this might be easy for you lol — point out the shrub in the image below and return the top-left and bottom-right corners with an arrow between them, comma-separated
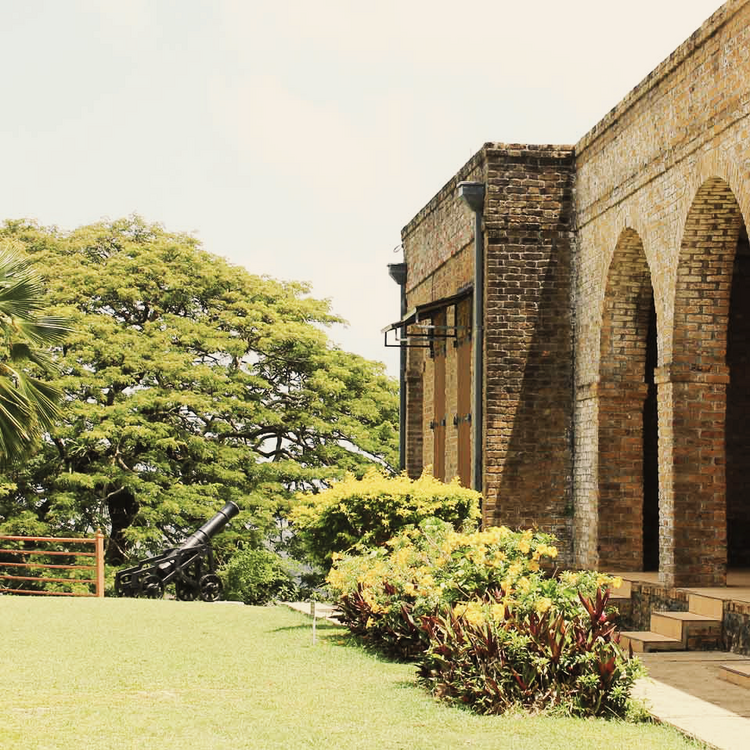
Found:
327,517 -> 582,659
221,548 -> 298,605
419,588 -> 643,718
327,518 -> 642,718
289,469 -> 480,568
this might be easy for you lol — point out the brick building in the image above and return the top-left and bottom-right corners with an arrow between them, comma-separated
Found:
385,0 -> 750,588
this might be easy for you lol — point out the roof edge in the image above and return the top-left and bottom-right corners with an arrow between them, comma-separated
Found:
575,0 -> 748,157
401,142 -> 575,241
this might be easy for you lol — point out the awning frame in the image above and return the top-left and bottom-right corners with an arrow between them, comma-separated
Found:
382,286 -> 473,349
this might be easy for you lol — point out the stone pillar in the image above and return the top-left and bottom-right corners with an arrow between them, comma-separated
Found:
656,363 -> 728,588
573,382 -> 598,570
597,380 -> 649,571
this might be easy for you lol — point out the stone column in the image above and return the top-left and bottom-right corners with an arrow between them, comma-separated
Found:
574,381 -> 599,570
597,380 -> 649,571
656,363 -> 728,588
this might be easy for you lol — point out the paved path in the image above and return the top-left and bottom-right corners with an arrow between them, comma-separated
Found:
633,652 -> 750,750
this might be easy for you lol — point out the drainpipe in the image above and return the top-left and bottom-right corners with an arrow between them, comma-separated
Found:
458,182 -> 485,493
388,261 -> 407,472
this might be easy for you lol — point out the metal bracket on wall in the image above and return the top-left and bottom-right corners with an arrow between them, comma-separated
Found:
381,287 -> 472,349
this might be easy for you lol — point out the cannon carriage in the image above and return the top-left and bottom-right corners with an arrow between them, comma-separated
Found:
114,501 -> 239,602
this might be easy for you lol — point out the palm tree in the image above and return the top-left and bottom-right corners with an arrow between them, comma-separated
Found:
0,248 -> 69,464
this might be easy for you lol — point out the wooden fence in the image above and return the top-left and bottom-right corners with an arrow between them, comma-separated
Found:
0,532 -> 105,597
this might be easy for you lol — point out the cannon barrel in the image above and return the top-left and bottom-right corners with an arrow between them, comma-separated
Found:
180,501 -> 240,552
115,500 -> 240,601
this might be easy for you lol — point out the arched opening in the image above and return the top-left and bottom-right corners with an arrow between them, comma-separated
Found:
668,177 -> 745,586
727,224 -> 750,567
598,229 -> 658,571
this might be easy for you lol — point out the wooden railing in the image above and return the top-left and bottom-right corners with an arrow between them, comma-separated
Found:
0,532 -> 105,597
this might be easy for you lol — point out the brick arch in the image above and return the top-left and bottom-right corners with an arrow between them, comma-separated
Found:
663,150 -> 750,365
672,178 -> 743,366
660,177 -> 744,587
597,228 -> 656,570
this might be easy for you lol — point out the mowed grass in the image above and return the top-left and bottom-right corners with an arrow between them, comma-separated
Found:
0,597 -> 704,750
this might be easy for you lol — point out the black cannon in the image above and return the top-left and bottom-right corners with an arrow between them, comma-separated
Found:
114,501 -> 239,602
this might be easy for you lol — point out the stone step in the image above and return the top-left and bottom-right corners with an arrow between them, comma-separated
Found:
719,663 -> 750,689
619,630 -> 683,653
688,593 -> 724,620
605,577 -> 632,598
650,611 -> 722,644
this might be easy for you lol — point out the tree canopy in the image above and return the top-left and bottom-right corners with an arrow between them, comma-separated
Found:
0,217 -> 398,563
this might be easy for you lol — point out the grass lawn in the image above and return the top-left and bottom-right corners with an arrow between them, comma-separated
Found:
0,597 -> 705,750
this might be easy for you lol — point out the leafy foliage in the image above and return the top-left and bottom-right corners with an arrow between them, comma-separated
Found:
0,249 -> 68,464
220,547 -> 298,605
290,470 -> 481,568
419,588 -> 644,718
327,518 -> 568,658
0,217 -> 398,563
327,519 -> 642,718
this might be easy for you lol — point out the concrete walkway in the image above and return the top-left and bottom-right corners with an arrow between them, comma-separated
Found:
284,603 -> 750,750
633,652 -> 750,750
284,601 -> 340,622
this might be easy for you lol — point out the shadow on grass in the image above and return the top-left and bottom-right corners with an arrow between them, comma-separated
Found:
319,628 -> 423,665
271,620 -> 344,634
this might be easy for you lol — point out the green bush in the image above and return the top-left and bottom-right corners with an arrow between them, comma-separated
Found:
327,518 -> 573,659
327,518 -> 642,717
221,548 -> 298,605
289,469 -> 481,568
419,589 -> 644,718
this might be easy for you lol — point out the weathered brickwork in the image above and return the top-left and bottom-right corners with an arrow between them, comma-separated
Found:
724,601 -> 750,654
395,0 -> 750,587
401,146 -> 575,563
403,157 -> 481,485
574,0 -> 750,587
482,147 -> 575,561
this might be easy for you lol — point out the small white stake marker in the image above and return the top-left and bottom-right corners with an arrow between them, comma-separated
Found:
311,600 -> 317,644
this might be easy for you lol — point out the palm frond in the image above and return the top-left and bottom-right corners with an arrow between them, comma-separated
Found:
16,375 -> 63,431
0,376 -> 36,464
10,342 -> 61,374
0,277 -> 45,321
0,247 -> 70,463
15,317 -> 72,346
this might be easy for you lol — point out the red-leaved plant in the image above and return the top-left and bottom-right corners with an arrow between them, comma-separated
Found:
418,587 -> 643,717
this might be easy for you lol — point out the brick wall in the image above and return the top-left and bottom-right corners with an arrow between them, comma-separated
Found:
482,146 -> 575,563
397,0 -> 750,587
401,145 -> 576,562
574,0 -> 750,586
402,155 -> 481,483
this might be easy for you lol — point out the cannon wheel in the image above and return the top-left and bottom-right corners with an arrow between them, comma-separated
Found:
114,573 -> 134,597
175,579 -> 199,602
140,574 -> 165,599
199,574 -> 222,602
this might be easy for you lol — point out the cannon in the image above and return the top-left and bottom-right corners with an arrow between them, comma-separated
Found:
114,501 -> 240,602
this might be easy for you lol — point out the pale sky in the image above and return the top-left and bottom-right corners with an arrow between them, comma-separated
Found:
0,0 -> 724,377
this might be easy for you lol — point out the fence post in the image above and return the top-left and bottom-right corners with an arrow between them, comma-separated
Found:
95,530 -> 105,597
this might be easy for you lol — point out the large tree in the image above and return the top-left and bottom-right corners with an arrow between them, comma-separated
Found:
0,217 -> 398,563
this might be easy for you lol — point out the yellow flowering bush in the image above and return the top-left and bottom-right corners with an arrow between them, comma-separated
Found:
327,517 -> 641,717
327,517 -> 614,658
289,469 -> 480,567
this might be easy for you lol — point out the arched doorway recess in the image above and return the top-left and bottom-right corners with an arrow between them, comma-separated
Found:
665,177 -> 748,587
598,228 -> 658,571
